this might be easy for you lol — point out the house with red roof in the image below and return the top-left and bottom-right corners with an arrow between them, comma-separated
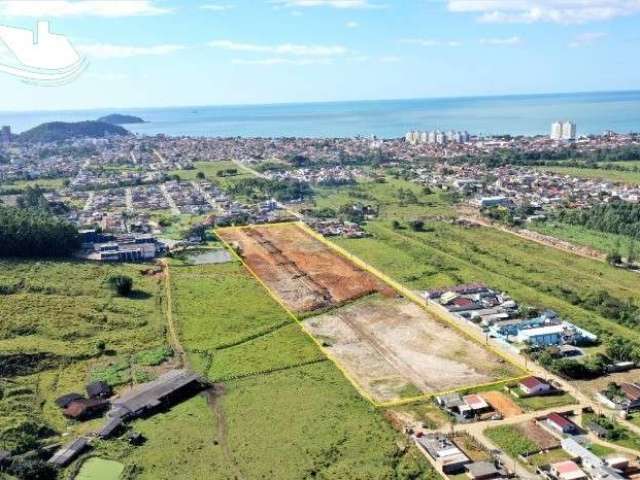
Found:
545,412 -> 579,435
550,460 -> 587,480
519,376 -> 551,396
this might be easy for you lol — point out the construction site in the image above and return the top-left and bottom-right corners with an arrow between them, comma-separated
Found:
304,296 -> 519,403
217,222 -> 522,404
217,222 -> 395,313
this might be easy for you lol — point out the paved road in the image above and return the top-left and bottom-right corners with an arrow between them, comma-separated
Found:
191,180 -> 219,211
125,187 -> 134,211
435,405 -> 586,480
153,149 -> 167,165
159,183 -> 180,215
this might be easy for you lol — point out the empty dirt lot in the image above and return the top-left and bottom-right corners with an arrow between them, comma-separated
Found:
481,391 -> 523,418
217,223 -> 394,313
303,296 -> 521,403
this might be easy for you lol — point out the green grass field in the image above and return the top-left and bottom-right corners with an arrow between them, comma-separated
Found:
313,176 -> 455,222
122,362 -> 435,480
0,259 -> 168,451
139,259 -> 438,479
535,166 -> 640,185
167,160 -> 253,187
513,393 -> 577,412
524,449 -> 571,470
0,177 -> 69,192
0,256 -> 437,479
485,425 -> 539,457
529,221 -> 634,255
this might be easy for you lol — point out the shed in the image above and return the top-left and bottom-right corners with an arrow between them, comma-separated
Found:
466,461 -> 500,480
86,381 -> 112,399
64,398 -> 109,420
97,417 -> 124,439
55,393 -> 85,409
48,438 -> 89,467
586,421 -> 609,439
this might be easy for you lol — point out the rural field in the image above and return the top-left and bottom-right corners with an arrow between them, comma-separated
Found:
0,259 -> 171,464
303,295 -> 519,403
0,256 -> 437,479
529,221 -> 636,255
217,222 -> 394,313
164,259 -> 438,480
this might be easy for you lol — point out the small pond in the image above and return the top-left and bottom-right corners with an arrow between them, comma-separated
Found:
75,457 -> 124,480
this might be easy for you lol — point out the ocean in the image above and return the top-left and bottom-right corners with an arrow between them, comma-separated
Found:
2,90 -> 640,138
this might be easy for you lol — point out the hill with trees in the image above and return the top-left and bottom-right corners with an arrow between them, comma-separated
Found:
19,121 -> 129,143
97,113 -> 145,125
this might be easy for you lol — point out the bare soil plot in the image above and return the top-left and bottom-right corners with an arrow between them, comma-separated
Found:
482,391 -> 523,418
516,421 -> 560,450
218,223 -> 395,313
303,296 -> 518,403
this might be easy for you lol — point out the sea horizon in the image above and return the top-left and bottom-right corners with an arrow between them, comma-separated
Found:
2,89 -> 640,138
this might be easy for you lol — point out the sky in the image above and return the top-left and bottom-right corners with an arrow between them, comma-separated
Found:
0,0 -> 638,111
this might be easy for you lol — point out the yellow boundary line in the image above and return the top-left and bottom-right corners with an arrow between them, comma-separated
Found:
215,230 -> 379,405
215,221 -> 530,408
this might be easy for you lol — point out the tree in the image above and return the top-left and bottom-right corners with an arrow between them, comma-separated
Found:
196,171 -> 205,180
391,220 -> 401,230
0,205 -> 79,258
607,239 -> 622,265
107,275 -> 133,297
16,186 -> 49,211
605,337 -> 634,362
409,220 -> 425,232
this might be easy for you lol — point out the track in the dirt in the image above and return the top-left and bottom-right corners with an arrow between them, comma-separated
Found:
204,386 -> 246,480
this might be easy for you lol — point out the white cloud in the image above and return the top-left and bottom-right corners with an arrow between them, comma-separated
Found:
200,3 -> 234,11
345,20 -> 359,28
569,31 -> 607,47
77,43 -> 185,58
271,0 -> 384,9
209,40 -> 348,56
400,38 -> 462,47
231,57 -> 331,65
480,36 -> 522,45
447,0 -> 640,24
0,0 -> 171,17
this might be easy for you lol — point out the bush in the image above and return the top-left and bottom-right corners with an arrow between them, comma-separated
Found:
409,220 -> 425,232
107,275 -> 133,297
8,459 -> 57,480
